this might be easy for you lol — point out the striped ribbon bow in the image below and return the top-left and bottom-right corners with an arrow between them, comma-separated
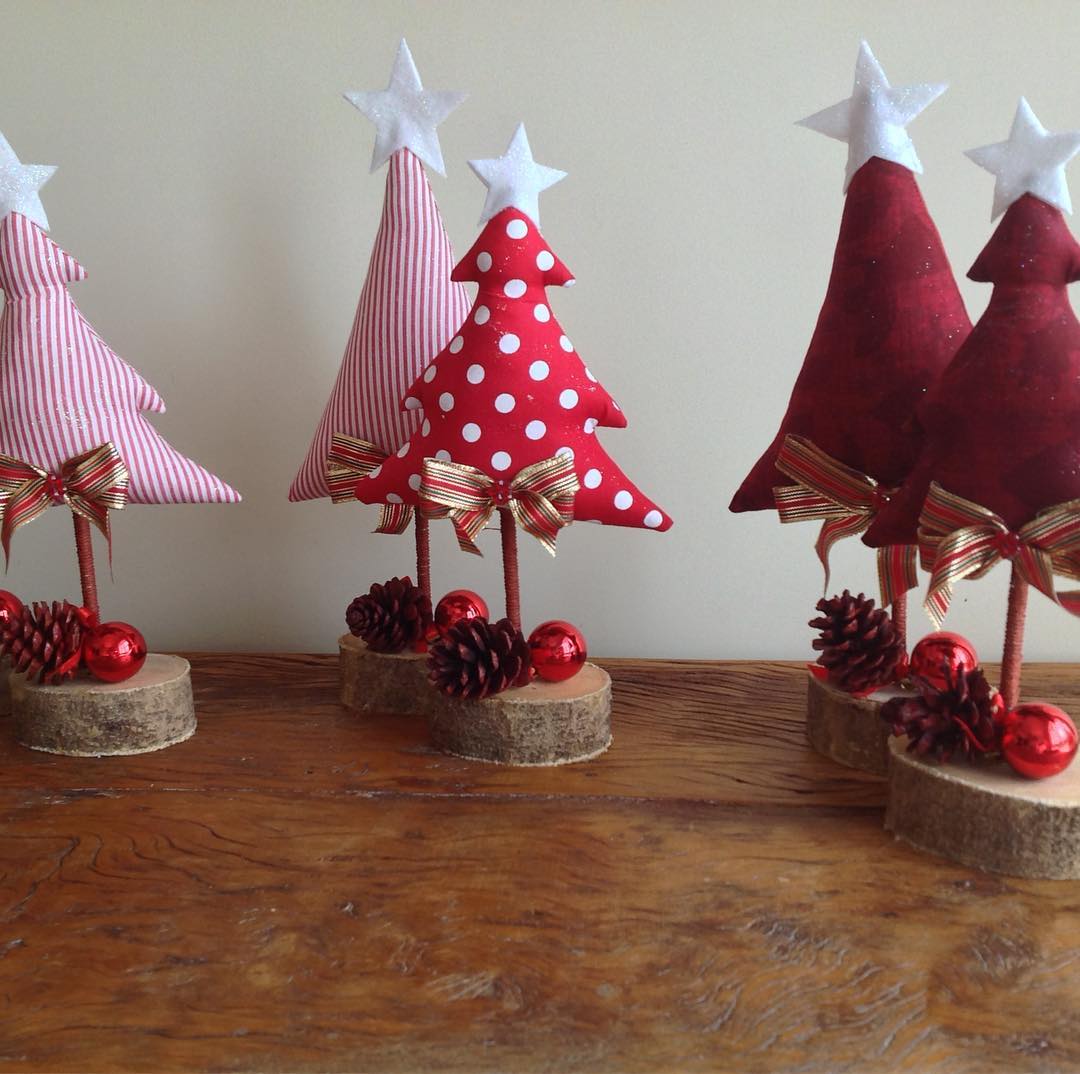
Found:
919,482 -> 1080,628
326,433 -> 413,535
773,434 -> 918,607
420,454 -> 580,556
0,443 -> 129,563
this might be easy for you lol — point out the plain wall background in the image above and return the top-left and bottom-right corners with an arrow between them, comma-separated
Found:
1,0 -> 1079,660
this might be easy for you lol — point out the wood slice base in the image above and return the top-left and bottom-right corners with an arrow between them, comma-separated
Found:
806,674 -> 909,776
11,654 -> 195,757
339,633 -> 430,716
0,666 -> 10,717
886,736 -> 1080,879
428,662 -> 612,766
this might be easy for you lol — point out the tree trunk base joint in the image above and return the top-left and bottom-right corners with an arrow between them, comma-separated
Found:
806,673 -> 907,776
886,736 -> 1080,879
339,634 -> 431,716
428,662 -> 612,766
11,654 -> 195,757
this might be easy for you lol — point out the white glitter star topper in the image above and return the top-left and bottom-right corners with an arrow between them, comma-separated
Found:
0,131 -> 55,230
966,98 -> 1080,219
797,41 -> 946,191
468,123 -> 567,227
345,38 -> 465,177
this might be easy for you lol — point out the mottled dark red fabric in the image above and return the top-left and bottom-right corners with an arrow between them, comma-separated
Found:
866,195 -> 1080,546
730,157 -> 970,512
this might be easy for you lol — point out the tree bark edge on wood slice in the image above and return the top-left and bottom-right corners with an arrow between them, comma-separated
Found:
428,662 -> 612,766
338,633 -> 431,716
885,736 -> 1080,879
11,654 -> 195,757
806,673 -> 909,776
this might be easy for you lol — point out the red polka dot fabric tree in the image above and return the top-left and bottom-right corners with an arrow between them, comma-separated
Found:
865,99 -> 1080,711
729,42 -> 970,639
354,125 -> 671,626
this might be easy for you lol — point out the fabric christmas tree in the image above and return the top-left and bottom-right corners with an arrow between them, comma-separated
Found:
729,42 -> 970,626
864,99 -> 1080,710
289,39 -> 468,599
353,124 -> 671,626
0,134 -> 238,619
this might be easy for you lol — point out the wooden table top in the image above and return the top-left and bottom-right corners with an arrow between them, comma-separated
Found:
2,655 -> 1079,1074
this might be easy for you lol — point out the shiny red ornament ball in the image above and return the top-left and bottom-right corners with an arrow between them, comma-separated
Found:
1001,702 -> 1078,780
528,620 -> 587,683
909,631 -> 979,689
0,590 -> 23,631
434,590 -> 489,634
83,621 -> 147,683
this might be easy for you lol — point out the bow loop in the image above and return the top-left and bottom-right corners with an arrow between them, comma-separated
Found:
773,434 -> 917,606
326,433 -> 413,535
919,483 -> 1080,627
421,454 -> 579,556
0,443 -> 129,563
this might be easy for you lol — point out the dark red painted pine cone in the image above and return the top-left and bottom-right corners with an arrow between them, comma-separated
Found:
346,577 -> 432,654
427,616 -> 531,700
0,600 -> 86,685
809,590 -> 904,693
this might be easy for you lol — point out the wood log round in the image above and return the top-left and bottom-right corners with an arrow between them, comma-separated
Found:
428,662 -> 612,766
886,736 -> 1080,879
805,674 -> 909,776
11,654 -> 195,757
338,633 -> 430,716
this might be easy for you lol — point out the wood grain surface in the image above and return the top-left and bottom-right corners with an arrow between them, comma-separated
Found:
1,655 -> 1079,1073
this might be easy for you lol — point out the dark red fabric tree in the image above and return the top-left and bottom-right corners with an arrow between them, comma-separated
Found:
730,156 -> 970,511
865,194 -> 1080,709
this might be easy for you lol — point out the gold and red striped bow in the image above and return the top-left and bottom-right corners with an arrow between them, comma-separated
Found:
919,482 -> 1080,628
0,443 -> 129,562
773,434 -> 918,607
420,454 -> 580,556
326,433 -> 413,535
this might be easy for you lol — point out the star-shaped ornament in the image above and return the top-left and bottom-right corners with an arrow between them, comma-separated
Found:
345,38 -> 465,176
0,131 -> 55,230
468,124 -> 566,227
966,98 -> 1080,219
798,40 -> 946,191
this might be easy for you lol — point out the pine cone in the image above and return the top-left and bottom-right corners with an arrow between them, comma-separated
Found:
809,590 -> 905,693
882,663 -> 1001,762
346,577 -> 432,654
0,600 -> 86,685
428,617 -> 531,700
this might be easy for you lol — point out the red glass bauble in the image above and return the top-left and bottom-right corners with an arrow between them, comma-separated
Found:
83,621 -> 147,683
909,631 -> 979,688
528,620 -> 587,683
434,590 -> 489,633
1001,703 -> 1078,780
0,590 -> 23,631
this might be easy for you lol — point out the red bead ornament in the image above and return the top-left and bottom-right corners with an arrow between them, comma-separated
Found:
0,590 -> 23,632
1001,703 -> 1078,780
528,620 -> 587,683
434,590 -> 489,634
909,632 -> 979,689
83,621 -> 147,683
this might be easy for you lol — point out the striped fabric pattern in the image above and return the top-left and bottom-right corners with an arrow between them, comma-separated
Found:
289,148 -> 470,502
0,211 -> 239,505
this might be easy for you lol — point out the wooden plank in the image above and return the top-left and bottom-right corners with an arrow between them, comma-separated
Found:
2,787 -> 1078,1074
0,658 -> 890,807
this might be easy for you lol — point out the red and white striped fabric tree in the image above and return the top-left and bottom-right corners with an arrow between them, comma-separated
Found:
0,213 -> 239,507
354,125 -> 671,626
289,39 -> 467,599
0,133 -> 239,619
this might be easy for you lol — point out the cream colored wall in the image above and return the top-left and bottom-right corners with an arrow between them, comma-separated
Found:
0,0 -> 1078,659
